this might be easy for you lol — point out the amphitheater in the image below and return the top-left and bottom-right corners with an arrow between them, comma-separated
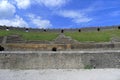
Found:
0,25 -> 120,68
0,25 -> 120,80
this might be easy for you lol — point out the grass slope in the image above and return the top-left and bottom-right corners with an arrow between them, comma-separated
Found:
0,30 -> 59,41
0,29 -> 120,42
65,30 -> 120,42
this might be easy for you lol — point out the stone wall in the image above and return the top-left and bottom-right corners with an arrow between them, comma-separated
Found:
71,42 -> 117,50
0,25 -> 119,32
2,42 -> 120,51
0,51 -> 120,69
5,44 -> 71,51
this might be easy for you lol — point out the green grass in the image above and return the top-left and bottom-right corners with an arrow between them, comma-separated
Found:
65,29 -> 120,42
84,65 -> 94,69
20,32 -> 59,41
0,30 -> 59,41
0,29 -> 120,42
0,30 -> 13,36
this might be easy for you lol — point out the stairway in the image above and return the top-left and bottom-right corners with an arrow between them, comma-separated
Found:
54,34 -> 79,44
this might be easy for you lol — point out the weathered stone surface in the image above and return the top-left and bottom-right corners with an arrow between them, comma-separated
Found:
71,42 -> 120,50
53,34 -> 78,44
111,37 -> 120,42
5,44 -> 72,51
6,35 -> 24,43
0,50 -> 120,69
0,37 -> 3,43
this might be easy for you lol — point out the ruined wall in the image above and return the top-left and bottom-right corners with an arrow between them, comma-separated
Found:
0,51 -> 120,69
71,42 -> 117,50
5,44 -> 71,51
0,25 -> 119,32
0,51 -> 84,69
2,42 -> 120,51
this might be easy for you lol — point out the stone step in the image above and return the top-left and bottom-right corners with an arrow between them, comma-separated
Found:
26,41 -> 50,44
6,35 -> 24,43
0,37 -> 3,43
54,34 -> 79,44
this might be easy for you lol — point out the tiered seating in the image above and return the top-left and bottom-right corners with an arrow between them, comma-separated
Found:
54,34 -> 78,44
0,37 -> 3,43
26,40 -> 50,44
6,35 -> 24,43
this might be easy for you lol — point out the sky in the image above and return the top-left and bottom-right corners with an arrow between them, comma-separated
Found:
0,0 -> 120,29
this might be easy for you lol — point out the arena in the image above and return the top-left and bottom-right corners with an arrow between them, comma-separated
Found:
0,26 -> 120,80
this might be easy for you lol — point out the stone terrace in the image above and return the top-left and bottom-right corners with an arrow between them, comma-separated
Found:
6,35 -> 24,43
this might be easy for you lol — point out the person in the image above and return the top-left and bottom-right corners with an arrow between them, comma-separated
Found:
0,45 -> 4,51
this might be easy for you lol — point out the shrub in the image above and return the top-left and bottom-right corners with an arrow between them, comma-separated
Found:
84,65 -> 94,69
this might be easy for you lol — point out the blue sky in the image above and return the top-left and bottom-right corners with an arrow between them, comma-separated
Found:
0,0 -> 120,29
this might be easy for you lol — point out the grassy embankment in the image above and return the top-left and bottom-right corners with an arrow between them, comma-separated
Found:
0,29 -> 120,42
65,29 -> 120,42
0,30 -> 59,41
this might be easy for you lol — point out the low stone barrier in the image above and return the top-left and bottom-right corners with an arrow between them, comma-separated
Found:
5,44 -> 71,51
71,42 -> 120,50
1,42 -> 120,51
0,50 -> 120,69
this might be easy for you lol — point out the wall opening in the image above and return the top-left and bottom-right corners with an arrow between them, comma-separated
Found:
118,26 -> 120,29
52,47 -> 57,51
78,29 -> 81,32
0,45 -> 4,51
97,28 -> 100,31
61,29 -> 64,33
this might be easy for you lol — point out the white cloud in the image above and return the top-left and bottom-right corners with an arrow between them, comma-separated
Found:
0,15 -> 28,27
28,14 -> 52,29
34,0 -> 69,8
58,10 -> 92,23
13,0 -> 68,9
0,0 -> 16,18
15,0 -> 30,9
0,0 -> 28,27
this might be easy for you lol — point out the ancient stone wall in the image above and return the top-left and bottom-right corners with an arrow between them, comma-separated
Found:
5,44 -> 71,51
0,51 -> 120,69
71,42 -> 118,50
0,25 -> 119,32
2,42 -> 120,51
